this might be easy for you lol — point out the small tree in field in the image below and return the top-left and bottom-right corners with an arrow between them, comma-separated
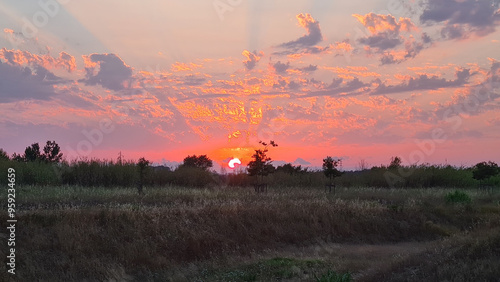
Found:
137,157 -> 150,195
323,156 -> 343,193
247,140 -> 278,192
472,161 -> 499,187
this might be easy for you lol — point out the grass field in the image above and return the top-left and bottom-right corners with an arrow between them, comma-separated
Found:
1,185 -> 499,281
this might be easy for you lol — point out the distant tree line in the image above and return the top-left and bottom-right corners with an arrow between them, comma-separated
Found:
1,141 -> 499,190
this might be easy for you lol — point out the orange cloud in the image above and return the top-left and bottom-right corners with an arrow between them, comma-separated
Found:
242,50 -> 263,70
172,62 -> 203,72
0,48 -> 77,73
353,13 -> 415,35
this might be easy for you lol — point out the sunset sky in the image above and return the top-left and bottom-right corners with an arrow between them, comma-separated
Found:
1,0 -> 499,170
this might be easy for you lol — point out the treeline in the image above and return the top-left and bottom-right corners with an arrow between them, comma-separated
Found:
1,141 -> 499,189
1,157 -> 499,189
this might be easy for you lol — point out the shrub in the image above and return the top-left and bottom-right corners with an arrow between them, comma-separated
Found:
445,190 -> 472,204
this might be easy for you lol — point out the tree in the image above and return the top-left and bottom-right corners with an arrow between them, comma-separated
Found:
247,140 -> 278,191
42,141 -> 63,163
357,159 -> 369,171
11,153 -> 23,162
323,156 -> 343,193
23,143 -> 41,162
137,157 -> 151,195
472,161 -> 499,187
388,156 -> 402,169
181,155 -> 213,171
0,149 -> 9,161
276,163 -> 307,174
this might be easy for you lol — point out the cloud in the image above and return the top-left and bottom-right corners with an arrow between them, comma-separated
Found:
293,157 -> 311,165
279,13 -> 323,49
80,53 -> 133,91
353,13 -> 431,64
242,50 -> 263,70
372,68 -> 472,95
300,64 -> 318,72
272,61 -> 290,74
0,60 -> 58,103
434,59 -> 500,118
181,74 -> 206,86
305,77 -> 370,97
420,0 -> 500,38
0,48 -> 77,72
172,62 -> 203,72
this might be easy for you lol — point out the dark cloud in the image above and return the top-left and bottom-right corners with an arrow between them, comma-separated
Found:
288,81 -> 300,90
421,32 -> 433,44
0,60 -> 57,103
380,53 -> 399,65
300,64 -> 318,72
440,24 -> 467,39
182,74 -> 206,86
242,50 -> 263,70
272,61 -> 290,74
306,77 -> 369,97
359,35 -> 401,50
420,0 -> 500,37
434,60 -> 500,118
81,53 -> 133,91
372,68 -> 472,95
328,78 -> 344,88
279,13 -> 323,49
353,13 -> 431,64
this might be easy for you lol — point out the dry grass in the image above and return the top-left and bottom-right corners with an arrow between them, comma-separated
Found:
0,186 -> 499,281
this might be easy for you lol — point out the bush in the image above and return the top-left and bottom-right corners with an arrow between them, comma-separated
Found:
445,190 -> 472,204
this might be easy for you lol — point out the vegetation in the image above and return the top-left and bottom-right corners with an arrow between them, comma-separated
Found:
247,140 -> 278,179
473,161 -> 500,187
1,141 -> 499,280
445,190 -> 472,204
0,185 -> 498,281
180,154 -> 213,171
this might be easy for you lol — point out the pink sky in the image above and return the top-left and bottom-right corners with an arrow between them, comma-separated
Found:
1,0 -> 499,170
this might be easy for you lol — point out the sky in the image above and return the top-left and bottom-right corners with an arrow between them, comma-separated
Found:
0,0 -> 499,170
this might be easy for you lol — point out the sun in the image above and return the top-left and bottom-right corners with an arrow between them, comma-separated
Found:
228,157 -> 242,169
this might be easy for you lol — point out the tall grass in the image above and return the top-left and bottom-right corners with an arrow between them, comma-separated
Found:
1,185 -> 499,281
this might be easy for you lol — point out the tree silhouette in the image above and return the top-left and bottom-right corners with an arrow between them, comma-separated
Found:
323,156 -> 343,193
472,161 -> 499,187
11,153 -> 23,162
137,157 -> 151,195
181,155 -> 213,171
0,149 -> 9,161
23,143 -> 41,162
42,141 -> 63,163
247,140 -> 278,192
276,163 -> 306,175
388,156 -> 402,169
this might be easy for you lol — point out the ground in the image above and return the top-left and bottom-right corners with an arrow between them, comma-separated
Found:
0,185 -> 499,281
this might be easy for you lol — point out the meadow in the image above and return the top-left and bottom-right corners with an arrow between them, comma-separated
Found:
1,184 -> 499,281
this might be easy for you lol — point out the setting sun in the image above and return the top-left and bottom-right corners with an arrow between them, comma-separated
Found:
228,157 -> 242,169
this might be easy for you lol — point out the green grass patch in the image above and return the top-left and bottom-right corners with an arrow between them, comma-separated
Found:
199,257 -> 328,281
445,190 -> 472,204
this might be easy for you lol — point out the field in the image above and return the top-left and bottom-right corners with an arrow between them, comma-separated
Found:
1,185 -> 500,281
